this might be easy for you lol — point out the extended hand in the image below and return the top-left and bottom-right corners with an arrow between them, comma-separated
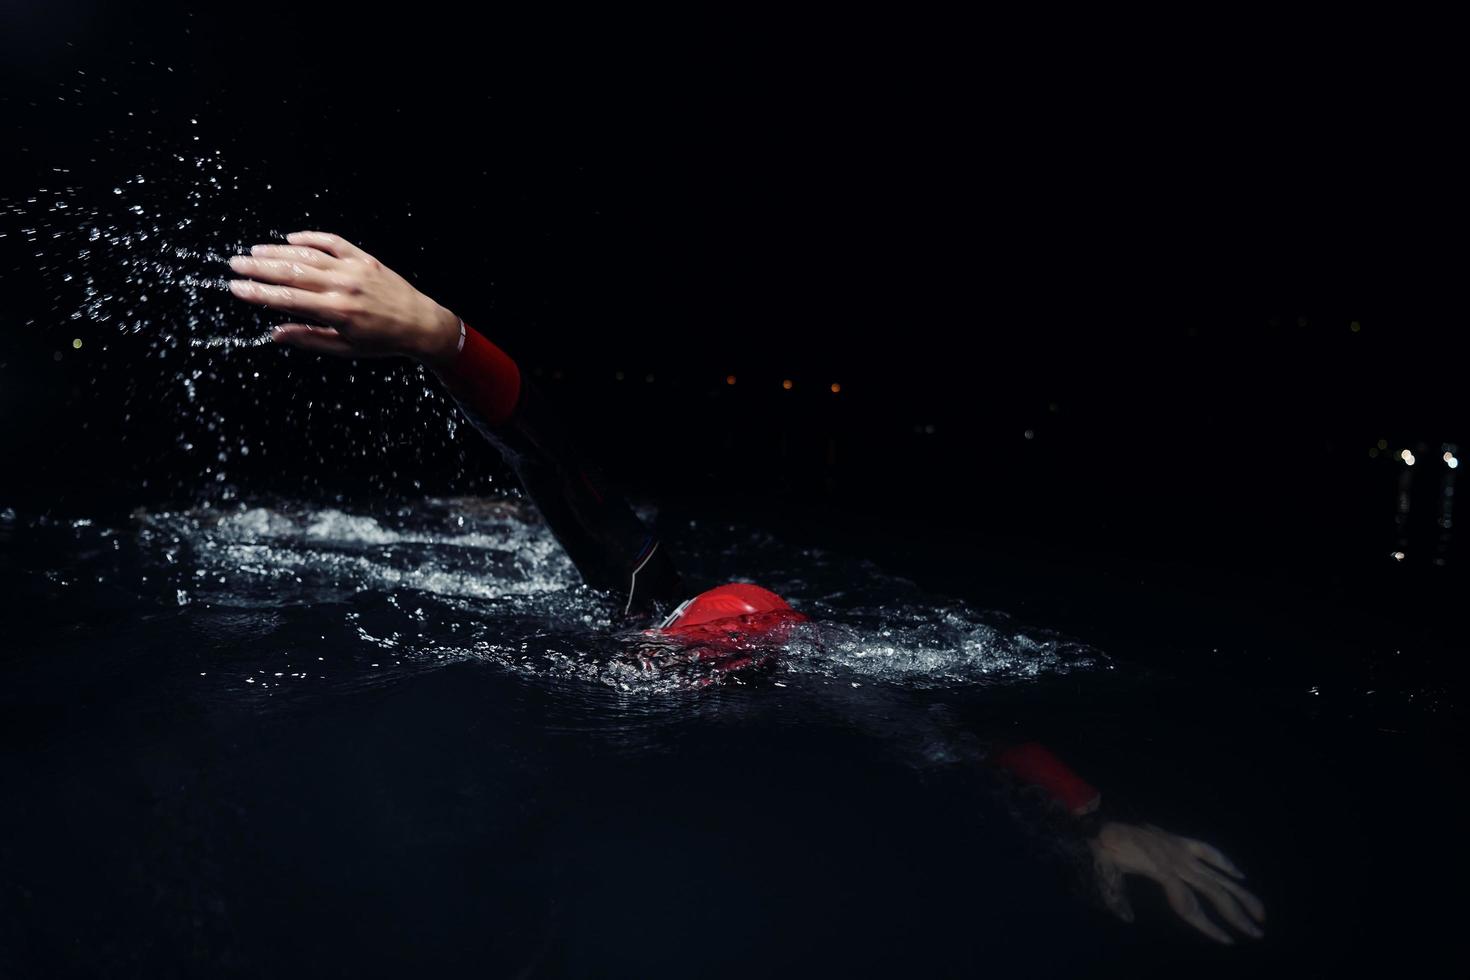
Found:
227,231 -> 461,367
1090,821 -> 1266,944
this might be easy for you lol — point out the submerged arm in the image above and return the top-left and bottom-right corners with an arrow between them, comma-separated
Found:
821,688 -> 1266,944
991,740 -> 1266,944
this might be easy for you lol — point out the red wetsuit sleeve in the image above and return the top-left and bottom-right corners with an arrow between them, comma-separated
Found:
435,321 -> 522,428
993,742 -> 1101,816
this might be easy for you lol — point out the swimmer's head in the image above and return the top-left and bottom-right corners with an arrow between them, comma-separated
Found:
655,582 -> 800,635
638,583 -> 807,679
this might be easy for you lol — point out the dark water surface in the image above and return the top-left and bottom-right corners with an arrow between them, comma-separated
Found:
1,498 -> 1462,977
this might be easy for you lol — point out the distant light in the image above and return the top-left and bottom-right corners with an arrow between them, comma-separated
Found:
1391,551 -> 1406,561
1400,449 -> 1416,466
614,371 -> 625,381
1377,439 -> 1388,450
644,373 -> 655,383
1447,452 -> 1461,470
829,382 -> 841,394
1023,429 -> 1035,440
782,379 -> 793,390
1350,320 -> 1362,333
726,374 -> 736,385
71,338 -> 82,349
1368,447 -> 1379,458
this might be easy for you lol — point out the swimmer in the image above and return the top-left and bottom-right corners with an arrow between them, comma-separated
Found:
227,231 -> 1267,945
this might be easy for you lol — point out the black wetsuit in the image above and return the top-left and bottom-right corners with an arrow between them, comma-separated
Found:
437,320 -> 683,615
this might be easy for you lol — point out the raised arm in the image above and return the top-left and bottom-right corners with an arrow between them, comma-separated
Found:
227,231 -> 683,614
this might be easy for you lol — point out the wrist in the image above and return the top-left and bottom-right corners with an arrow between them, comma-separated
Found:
413,304 -> 464,370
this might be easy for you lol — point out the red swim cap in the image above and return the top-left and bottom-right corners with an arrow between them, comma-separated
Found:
652,582 -> 806,642
635,583 -> 806,681
659,583 -> 794,629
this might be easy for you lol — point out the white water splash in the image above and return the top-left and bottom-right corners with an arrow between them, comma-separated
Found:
131,499 -> 1105,695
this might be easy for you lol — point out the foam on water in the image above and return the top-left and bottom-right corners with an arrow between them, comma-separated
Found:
139,499 -> 581,607
123,498 -> 1107,699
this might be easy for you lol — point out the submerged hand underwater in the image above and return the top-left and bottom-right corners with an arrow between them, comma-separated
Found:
222,230 -> 1267,945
